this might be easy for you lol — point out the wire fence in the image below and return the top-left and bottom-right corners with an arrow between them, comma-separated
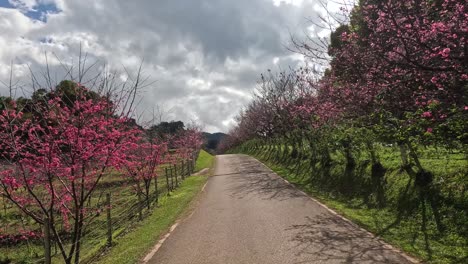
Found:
0,152 -> 199,263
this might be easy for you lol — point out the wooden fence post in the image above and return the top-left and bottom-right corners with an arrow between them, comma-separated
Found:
187,159 -> 191,176
181,161 -> 185,180
154,176 -> 159,204
106,193 -> 112,247
169,167 -> 174,191
191,158 -> 195,174
192,153 -> 196,173
174,164 -> 178,187
165,167 -> 171,195
187,160 -> 192,176
137,192 -> 143,221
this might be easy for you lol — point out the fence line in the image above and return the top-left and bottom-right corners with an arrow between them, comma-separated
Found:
0,154 -> 198,263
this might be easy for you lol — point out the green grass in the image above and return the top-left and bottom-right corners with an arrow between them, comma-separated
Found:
194,149 -> 214,172
234,144 -> 467,264
93,175 -> 208,264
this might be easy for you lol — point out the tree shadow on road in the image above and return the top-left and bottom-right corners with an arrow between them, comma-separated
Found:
225,157 -> 306,201
285,215 -> 412,264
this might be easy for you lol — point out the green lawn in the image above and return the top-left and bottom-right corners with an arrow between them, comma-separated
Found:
194,149 -> 215,172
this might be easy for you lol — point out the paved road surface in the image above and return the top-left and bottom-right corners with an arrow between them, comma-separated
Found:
148,154 -> 413,264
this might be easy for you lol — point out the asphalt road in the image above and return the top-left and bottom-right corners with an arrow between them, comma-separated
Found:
147,154 -> 413,264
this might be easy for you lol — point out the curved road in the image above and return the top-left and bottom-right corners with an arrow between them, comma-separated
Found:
148,154 -> 414,264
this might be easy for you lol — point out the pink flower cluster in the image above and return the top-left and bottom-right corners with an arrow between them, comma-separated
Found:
0,230 -> 42,246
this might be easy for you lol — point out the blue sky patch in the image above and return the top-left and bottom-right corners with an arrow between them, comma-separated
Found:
0,0 -> 60,22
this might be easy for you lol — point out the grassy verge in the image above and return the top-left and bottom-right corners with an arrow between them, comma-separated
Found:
194,149 -> 215,172
236,146 -> 467,264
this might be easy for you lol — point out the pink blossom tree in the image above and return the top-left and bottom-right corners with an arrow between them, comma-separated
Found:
173,127 -> 203,162
124,140 -> 167,210
0,84 -> 140,264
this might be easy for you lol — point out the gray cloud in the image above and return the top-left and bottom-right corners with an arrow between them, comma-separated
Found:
0,0 -> 328,132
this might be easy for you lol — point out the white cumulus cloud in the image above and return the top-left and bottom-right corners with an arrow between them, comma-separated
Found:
0,0 -> 344,132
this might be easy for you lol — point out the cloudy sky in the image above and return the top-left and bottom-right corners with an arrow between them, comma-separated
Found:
0,0 -> 346,132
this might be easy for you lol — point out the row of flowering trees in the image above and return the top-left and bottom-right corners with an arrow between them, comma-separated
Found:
220,0 -> 466,223
0,81 -> 203,263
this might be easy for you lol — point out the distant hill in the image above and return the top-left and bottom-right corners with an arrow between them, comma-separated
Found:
202,132 -> 227,153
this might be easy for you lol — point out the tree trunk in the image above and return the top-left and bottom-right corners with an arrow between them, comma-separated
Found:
399,143 -> 409,168
43,218 -> 51,264
137,191 -> 143,221
73,212 -> 84,264
145,183 -> 151,210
